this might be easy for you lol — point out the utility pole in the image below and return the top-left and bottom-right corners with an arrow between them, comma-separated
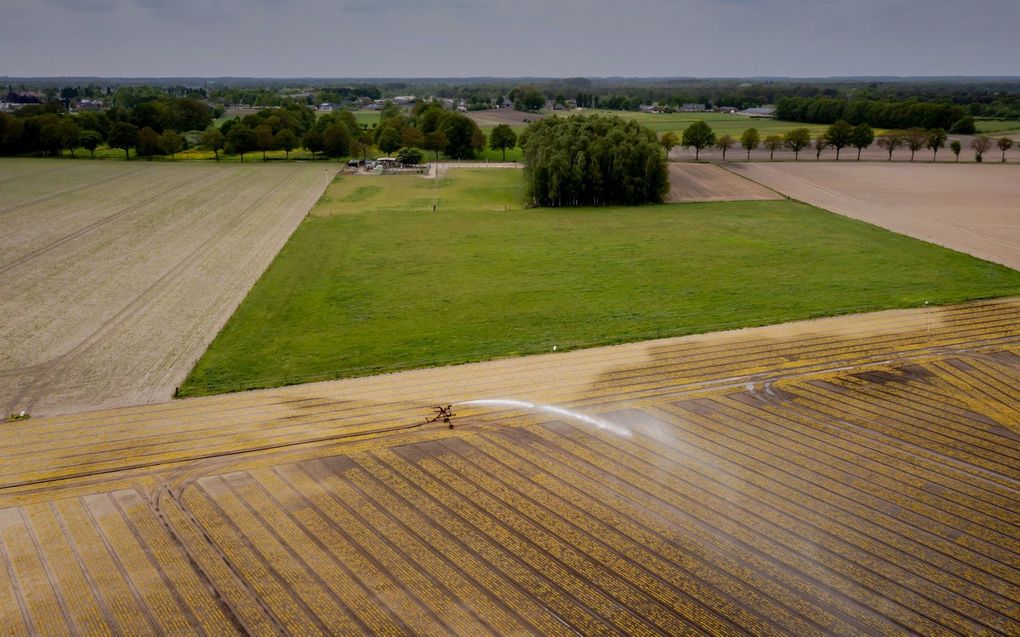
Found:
433,162 -> 439,212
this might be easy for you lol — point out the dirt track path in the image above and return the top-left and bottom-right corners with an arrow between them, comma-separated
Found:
726,162 -> 1020,271
0,160 -> 337,417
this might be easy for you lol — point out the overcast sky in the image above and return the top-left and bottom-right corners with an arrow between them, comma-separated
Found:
2,0 -> 1018,78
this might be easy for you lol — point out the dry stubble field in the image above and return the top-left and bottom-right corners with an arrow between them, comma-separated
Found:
1,298 -> 1018,635
726,162 -> 1020,271
0,159 -> 337,417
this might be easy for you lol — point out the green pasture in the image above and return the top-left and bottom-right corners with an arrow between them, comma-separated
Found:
180,168 -> 1020,396
975,118 -> 1020,135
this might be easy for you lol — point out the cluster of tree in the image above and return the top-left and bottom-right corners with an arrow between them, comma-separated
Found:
110,86 -> 207,109
369,101 -> 487,160
0,111 -> 96,157
519,114 -> 667,207
775,97 -> 969,133
112,96 -> 217,134
213,103 -> 334,161
510,86 -> 547,112
0,93 -> 215,158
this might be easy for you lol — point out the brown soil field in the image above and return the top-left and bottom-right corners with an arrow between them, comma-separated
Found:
0,159 -> 337,418
666,163 -> 782,202
467,108 -> 546,127
726,161 -> 1020,271
2,298 -> 1019,635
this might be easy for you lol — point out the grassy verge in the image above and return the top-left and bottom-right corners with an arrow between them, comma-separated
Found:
180,169 -> 1020,396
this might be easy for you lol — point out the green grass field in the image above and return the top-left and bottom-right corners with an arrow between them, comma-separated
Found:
180,169 -> 1020,396
975,118 -> 1020,135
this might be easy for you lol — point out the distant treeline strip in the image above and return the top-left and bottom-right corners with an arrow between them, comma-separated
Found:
775,97 -> 970,132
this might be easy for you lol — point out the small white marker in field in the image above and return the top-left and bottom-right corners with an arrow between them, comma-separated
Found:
552,345 -> 557,351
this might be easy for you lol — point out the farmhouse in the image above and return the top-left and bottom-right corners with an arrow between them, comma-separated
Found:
680,103 -> 707,112
318,102 -> 341,112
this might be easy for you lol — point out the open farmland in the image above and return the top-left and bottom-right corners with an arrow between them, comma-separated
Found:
727,162 -> 1020,271
181,168 -> 1020,397
665,163 -> 782,202
0,158 -> 337,417
1,299 -> 1019,634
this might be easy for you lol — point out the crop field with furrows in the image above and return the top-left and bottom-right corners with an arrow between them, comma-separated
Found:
726,162 -> 1020,271
2,299 -> 1018,635
665,163 -> 782,202
0,158 -> 337,417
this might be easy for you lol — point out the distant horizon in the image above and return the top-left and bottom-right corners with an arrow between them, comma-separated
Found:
5,74 -> 1020,84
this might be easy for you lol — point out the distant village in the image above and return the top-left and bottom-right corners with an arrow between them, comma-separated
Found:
3,85 -> 776,120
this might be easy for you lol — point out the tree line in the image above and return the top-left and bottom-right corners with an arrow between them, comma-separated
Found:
666,120 -> 1015,163
0,97 -> 516,163
0,96 -> 215,158
519,114 -> 667,207
775,96 -> 971,133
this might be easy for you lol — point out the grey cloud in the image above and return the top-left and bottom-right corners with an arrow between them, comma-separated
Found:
3,0 -> 1019,77
41,0 -> 121,11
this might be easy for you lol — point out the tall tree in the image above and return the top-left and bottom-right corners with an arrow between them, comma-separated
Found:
226,125 -> 257,162
813,132 -> 827,160
824,120 -> 853,160
377,126 -> 401,155
471,127 -> 487,155
158,129 -> 183,159
79,129 -> 103,159
784,128 -> 811,160
323,123 -> 353,161
489,124 -> 517,161
423,130 -> 447,162
255,124 -> 275,160
275,128 -> 298,159
714,134 -> 735,160
849,124 -> 874,160
971,135 -> 992,162
302,128 -> 325,159
997,137 -> 1014,162
107,121 -> 138,160
681,121 -> 715,160
950,140 -> 962,162
137,126 -> 160,157
57,119 -> 81,158
400,126 -> 425,149
440,112 -> 484,159
926,128 -> 947,162
740,128 -> 760,160
200,127 -> 225,160
763,134 -> 783,160
660,131 -> 679,158
877,131 -> 905,161
904,128 -> 928,161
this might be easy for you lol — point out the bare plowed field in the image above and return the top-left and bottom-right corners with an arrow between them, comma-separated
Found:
0,159 -> 336,417
2,298 -> 1019,634
466,109 -> 545,127
666,162 -> 782,202
727,161 -> 1020,271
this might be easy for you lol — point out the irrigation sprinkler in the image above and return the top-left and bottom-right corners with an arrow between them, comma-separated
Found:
426,404 -> 455,428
